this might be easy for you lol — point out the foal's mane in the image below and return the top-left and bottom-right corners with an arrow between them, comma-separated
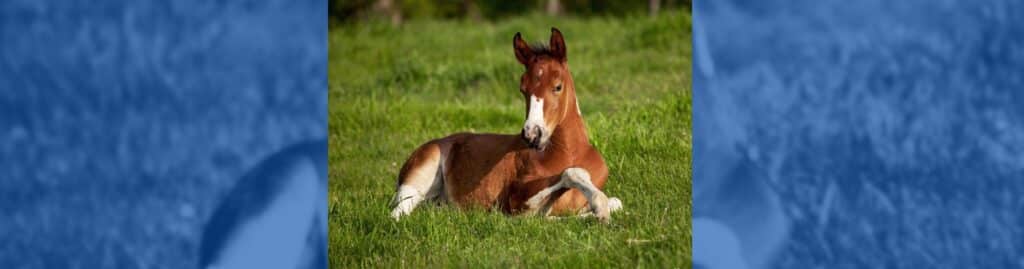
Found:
527,43 -> 558,59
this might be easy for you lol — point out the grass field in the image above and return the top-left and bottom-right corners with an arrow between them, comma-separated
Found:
328,10 -> 692,267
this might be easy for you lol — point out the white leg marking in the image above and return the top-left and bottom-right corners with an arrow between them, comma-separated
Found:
524,181 -> 566,215
390,148 -> 444,220
562,168 -> 612,222
608,197 -> 622,212
390,185 -> 424,220
523,168 -> 618,221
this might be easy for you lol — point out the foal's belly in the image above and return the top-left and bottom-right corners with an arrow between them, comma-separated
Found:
439,133 -> 527,210
442,148 -> 519,210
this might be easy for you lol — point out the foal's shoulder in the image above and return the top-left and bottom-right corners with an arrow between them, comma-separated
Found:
581,143 -> 605,157
577,145 -> 608,168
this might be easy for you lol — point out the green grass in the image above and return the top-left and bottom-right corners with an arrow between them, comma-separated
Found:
329,10 -> 692,268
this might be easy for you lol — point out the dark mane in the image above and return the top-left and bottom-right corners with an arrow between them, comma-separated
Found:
529,43 -> 555,57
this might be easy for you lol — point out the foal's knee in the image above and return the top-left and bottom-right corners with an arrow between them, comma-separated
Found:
561,167 -> 612,222
561,167 -> 592,188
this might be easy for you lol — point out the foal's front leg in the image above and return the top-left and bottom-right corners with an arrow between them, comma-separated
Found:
524,167 -> 617,222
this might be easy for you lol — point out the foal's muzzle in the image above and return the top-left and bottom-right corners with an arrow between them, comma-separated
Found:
521,125 -> 545,150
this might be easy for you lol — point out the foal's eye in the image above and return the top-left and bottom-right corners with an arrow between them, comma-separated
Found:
554,84 -> 563,93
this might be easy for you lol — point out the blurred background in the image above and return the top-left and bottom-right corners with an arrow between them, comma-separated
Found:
330,0 -> 690,25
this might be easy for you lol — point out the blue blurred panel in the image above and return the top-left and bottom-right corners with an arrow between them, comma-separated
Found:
0,0 -> 325,268
693,0 -> 1024,268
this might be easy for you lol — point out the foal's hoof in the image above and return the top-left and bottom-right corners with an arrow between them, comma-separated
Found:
591,194 -> 612,223
608,197 -> 622,212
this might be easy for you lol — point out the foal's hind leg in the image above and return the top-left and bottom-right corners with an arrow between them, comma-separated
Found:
390,142 -> 445,220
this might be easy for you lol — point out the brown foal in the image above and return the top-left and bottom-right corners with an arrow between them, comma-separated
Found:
390,28 -> 621,222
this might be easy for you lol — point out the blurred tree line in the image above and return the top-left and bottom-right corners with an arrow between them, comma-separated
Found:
330,0 -> 691,25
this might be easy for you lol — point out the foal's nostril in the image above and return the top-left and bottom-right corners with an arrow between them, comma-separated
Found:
521,126 -> 544,149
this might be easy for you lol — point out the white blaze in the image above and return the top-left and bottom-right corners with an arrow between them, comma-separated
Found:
525,95 -> 545,130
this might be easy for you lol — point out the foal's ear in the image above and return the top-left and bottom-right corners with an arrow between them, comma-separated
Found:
549,27 -> 567,62
513,32 -> 533,66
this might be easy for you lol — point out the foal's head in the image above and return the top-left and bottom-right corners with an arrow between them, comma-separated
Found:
514,28 -> 578,151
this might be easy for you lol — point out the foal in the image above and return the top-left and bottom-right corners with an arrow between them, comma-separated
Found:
390,28 -> 621,222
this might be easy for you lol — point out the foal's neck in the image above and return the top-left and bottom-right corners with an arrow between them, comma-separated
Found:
543,95 -> 590,162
